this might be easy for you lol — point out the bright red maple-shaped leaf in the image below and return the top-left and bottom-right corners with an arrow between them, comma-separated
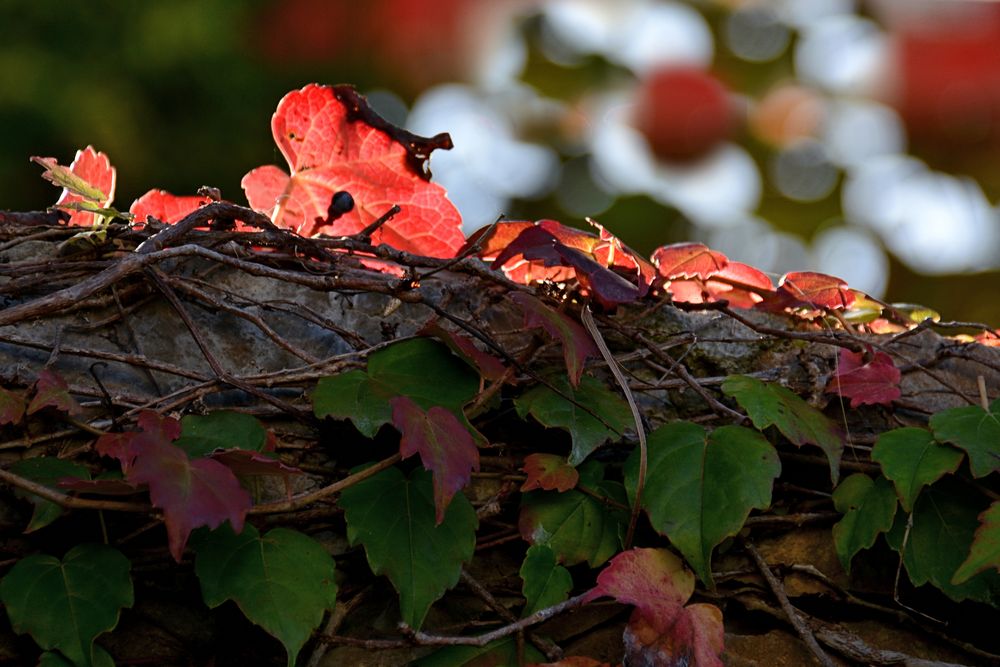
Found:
241,83 -> 464,257
511,292 -> 598,387
130,189 -> 210,224
774,271 -> 855,311
586,548 -> 724,667
390,396 -> 480,524
0,387 -> 25,425
667,261 -> 773,308
652,242 -> 728,281
26,370 -> 82,416
33,146 -> 116,227
521,453 -> 579,492
825,347 -> 901,408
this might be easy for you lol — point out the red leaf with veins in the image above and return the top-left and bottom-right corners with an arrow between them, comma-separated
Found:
776,271 -> 855,310
652,242 -> 728,280
130,189 -> 210,224
241,83 -> 463,257
825,348 -> 901,408
587,548 -> 724,667
390,396 -> 480,524
669,262 -> 774,308
511,292 -> 597,387
521,454 -> 579,492
26,370 -> 81,416
34,146 -> 116,227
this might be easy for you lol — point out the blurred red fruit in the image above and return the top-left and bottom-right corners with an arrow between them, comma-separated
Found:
633,67 -> 734,163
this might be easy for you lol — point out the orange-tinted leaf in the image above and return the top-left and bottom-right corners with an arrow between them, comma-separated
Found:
666,278 -> 709,305
242,84 -> 463,257
130,189 -> 210,224
652,243 -> 728,281
511,292 -> 597,386
391,396 -> 479,524
419,321 -> 507,382
521,454 -> 579,492
825,348 -> 901,408
464,220 -> 535,259
26,370 -> 81,416
704,262 -> 773,308
776,271 -> 855,310
623,603 -> 724,667
0,387 -> 25,425
33,146 -> 116,226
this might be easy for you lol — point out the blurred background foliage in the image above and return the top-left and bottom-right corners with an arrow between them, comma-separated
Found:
2,0 -> 1000,323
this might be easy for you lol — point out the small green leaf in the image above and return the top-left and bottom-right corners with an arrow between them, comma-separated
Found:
929,399 -> 1000,478
314,338 -> 478,438
831,473 -> 898,574
625,422 -> 780,586
38,647 -> 115,667
174,411 -> 270,457
0,544 -> 133,667
515,375 -> 632,465
413,638 -> 544,666
886,477 -> 1000,604
31,155 -> 109,202
194,523 -> 336,667
953,500 -> 1000,585
519,461 -> 627,567
10,457 -> 90,532
520,544 -> 573,617
722,374 -> 844,485
871,427 -> 963,512
340,466 -> 477,629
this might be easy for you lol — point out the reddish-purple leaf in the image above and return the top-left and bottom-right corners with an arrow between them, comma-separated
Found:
587,548 -> 724,667
0,387 -> 25,425
26,370 -> 82,416
419,321 -> 507,382
96,411 -> 182,473
521,454 -> 579,493
242,84 -> 464,257
58,477 -> 141,495
390,396 -> 480,524
652,243 -> 728,280
33,146 -> 116,226
130,189 -> 210,224
776,271 -> 855,310
209,449 -> 302,477
826,348 -> 901,408
511,292 -> 598,387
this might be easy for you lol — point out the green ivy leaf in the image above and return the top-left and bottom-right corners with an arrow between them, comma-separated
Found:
174,411 -> 270,457
929,399 -> 1000,478
515,375 -> 632,465
886,477 -> 1000,605
9,457 -> 90,532
38,647 -> 115,667
313,338 -> 479,438
194,523 -> 336,667
413,638 -> 544,666
339,466 -> 477,629
722,374 -> 844,485
520,544 -> 573,617
0,544 -> 133,667
953,500 -> 1000,585
871,427 -> 963,512
625,422 -> 780,586
831,473 -> 898,574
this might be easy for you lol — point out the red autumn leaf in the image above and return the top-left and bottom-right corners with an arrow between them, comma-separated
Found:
666,278 -> 710,305
96,411 -> 182,473
704,261 -> 774,308
776,271 -> 855,310
652,243 -> 729,281
26,369 -> 82,416
241,83 -> 464,257
419,321 -> 507,382
976,330 -> 1000,347
0,387 -> 25,425
390,396 -> 480,524
586,218 -> 657,290
130,189 -> 210,224
33,146 -> 116,227
209,449 -> 303,477
586,548 -> 724,667
511,292 -> 598,387
463,220 -> 535,259
825,348 -> 901,408
521,454 -> 579,493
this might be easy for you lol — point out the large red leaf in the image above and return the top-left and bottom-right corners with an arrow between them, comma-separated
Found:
521,454 -> 579,493
511,292 -> 597,387
241,83 -> 463,257
34,146 -> 116,227
130,189 -> 210,224
775,271 -> 855,310
390,396 -> 479,524
825,347 -> 901,408
652,242 -> 728,281
26,370 -> 82,416
587,548 -> 724,667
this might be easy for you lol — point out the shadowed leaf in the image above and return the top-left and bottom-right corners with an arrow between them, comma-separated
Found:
832,473 -> 898,573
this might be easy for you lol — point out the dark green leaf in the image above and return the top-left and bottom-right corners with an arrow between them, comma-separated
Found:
831,473 -> 898,574
515,375 -> 631,465
10,457 -> 90,532
519,461 -> 627,567
953,500 -> 1000,585
871,427 -> 963,512
722,374 -> 844,485
520,544 -> 573,617
38,647 -> 114,667
0,544 -> 132,667
174,411 -> 270,457
625,422 -> 780,586
339,466 -> 477,629
194,523 -> 336,667
929,399 -> 1000,478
